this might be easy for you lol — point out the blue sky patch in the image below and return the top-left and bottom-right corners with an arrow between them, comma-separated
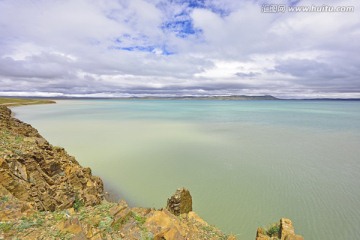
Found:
174,0 -> 230,16
162,19 -> 202,38
113,45 -> 174,55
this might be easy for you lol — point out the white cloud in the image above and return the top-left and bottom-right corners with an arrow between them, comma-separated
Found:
0,0 -> 359,98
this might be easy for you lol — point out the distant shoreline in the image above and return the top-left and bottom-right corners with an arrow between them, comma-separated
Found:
0,97 -> 56,107
1,95 -> 360,101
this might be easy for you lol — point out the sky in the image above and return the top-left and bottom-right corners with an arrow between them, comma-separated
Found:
0,0 -> 359,98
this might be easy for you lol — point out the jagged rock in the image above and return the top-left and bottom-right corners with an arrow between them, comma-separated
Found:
0,196 -> 232,240
0,106 -> 104,211
111,201 -> 132,228
280,218 -> 304,240
109,200 -> 128,217
256,218 -> 303,240
56,217 -> 83,234
0,196 -> 34,221
145,210 -> 185,240
166,187 -> 192,216
227,235 -> 237,240
280,218 -> 295,238
256,227 -> 271,240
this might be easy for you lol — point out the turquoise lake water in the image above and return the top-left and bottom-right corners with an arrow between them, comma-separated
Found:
13,100 -> 360,239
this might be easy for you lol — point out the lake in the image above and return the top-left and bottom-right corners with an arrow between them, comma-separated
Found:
13,99 -> 360,239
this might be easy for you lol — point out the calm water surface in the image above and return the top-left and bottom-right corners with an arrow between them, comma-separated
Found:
13,100 -> 360,240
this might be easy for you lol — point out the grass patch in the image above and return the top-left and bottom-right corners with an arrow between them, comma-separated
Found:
261,223 -> 280,238
98,216 -> 113,233
132,212 -> 146,225
0,222 -> 13,233
0,195 -> 9,203
51,230 -> 73,239
94,202 -> 114,212
112,212 -> 132,231
53,211 -> 66,222
73,195 -> 84,212
78,210 -> 89,221
201,224 -> 214,232
0,97 -> 55,106
140,232 -> 154,240
267,224 -> 280,236
131,213 -> 151,240
14,135 -> 23,144
17,217 -> 44,232
200,224 -> 230,239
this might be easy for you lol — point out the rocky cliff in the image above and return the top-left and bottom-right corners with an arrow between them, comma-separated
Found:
0,105 -> 104,211
0,187 -> 235,240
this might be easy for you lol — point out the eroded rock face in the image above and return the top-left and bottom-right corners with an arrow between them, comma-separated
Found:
280,218 -> 303,240
256,218 -> 304,240
0,106 -> 104,211
1,195 -> 234,240
166,187 -> 192,216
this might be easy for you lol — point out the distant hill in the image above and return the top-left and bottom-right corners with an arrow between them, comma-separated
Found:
126,95 -> 279,100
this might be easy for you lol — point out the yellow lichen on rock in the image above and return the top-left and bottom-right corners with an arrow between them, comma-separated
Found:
0,105 -> 104,211
256,218 -> 304,240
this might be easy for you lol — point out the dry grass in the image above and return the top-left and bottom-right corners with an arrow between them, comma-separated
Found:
0,97 -> 55,106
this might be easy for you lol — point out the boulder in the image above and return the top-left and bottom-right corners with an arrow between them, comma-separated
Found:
145,210 -> 185,240
256,218 -> 303,240
166,188 -> 192,216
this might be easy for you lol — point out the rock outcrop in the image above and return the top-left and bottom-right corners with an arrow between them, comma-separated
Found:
166,187 -> 192,216
0,189 -> 234,240
256,218 -> 303,240
0,106 -> 104,211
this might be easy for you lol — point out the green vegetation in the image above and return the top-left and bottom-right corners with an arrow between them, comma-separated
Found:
198,224 -> 231,239
132,212 -> 146,225
0,128 -> 25,156
0,195 -> 9,203
131,212 -> 152,240
73,195 -> 84,212
15,135 -> 23,144
17,217 -> 44,232
140,232 -> 154,240
258,223 -> 280,239
112,215 -> 131,231
2,217 -> 44,234
98,216 -> 113,233
93,201 -> 114,213
0,97 -> 55,106
0,222 -> 13,233
53,211 -> 67,222
267,223 -> 280,236
50,230 -> 73,240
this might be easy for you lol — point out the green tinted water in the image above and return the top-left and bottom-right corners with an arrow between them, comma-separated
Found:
13,100 -> 360,239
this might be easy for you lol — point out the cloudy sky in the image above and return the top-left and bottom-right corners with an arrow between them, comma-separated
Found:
0,0 -> 359,98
